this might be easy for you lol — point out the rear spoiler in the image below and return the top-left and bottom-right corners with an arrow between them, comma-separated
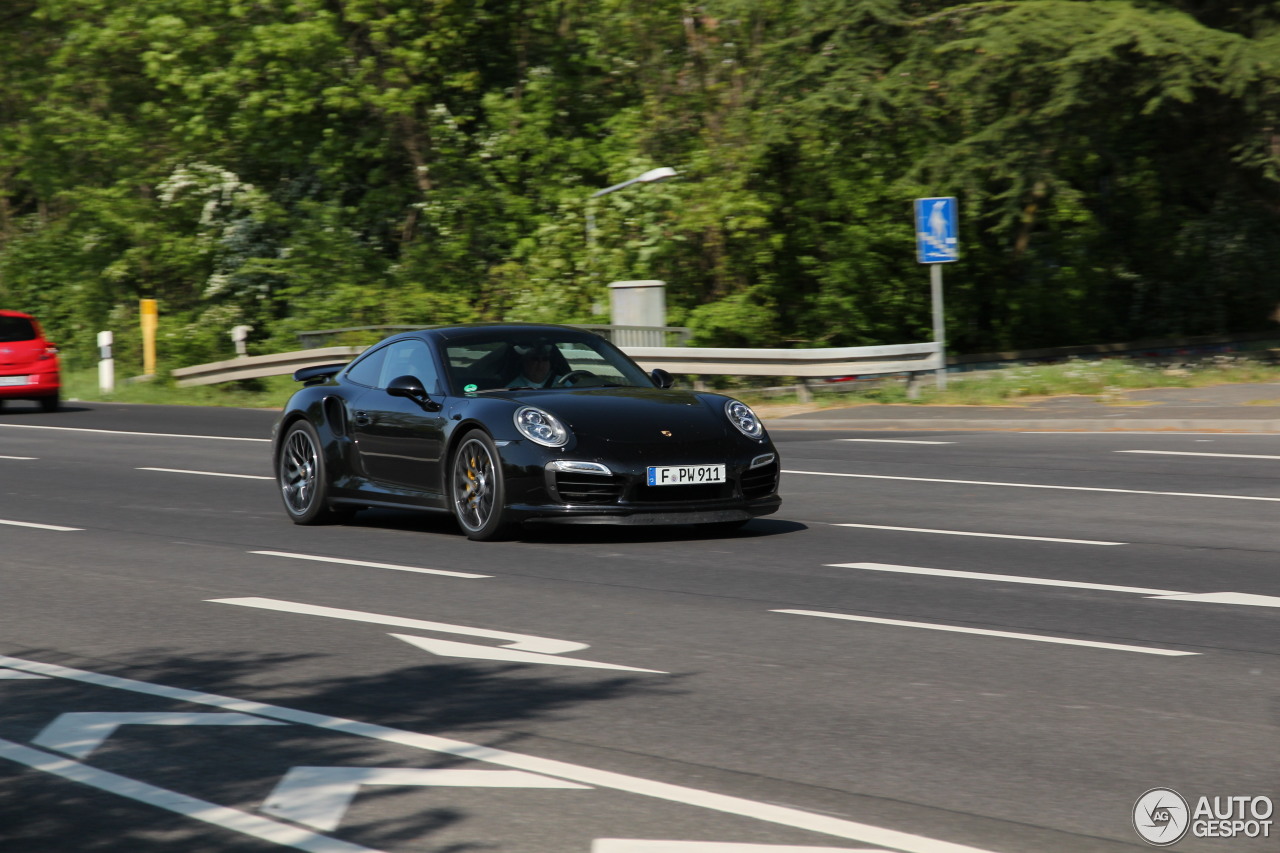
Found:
292,363 -> 347,385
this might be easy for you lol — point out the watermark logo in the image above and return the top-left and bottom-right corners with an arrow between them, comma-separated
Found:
1134,789 -> 1273,845
1134,788 -> 1190,846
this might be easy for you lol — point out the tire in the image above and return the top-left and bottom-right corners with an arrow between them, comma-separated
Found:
278,420 -> 341,524
449,431 -> 513,541
40,392 -> 59,413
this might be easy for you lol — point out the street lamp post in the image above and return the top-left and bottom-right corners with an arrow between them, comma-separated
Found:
585,166 -> 678,248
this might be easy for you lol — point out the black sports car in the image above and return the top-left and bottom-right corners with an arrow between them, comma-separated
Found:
272,323 -> 781,540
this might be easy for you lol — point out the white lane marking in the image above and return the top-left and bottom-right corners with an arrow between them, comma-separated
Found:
210,597 -> 589,654
139,467 -> 273,480
32,712 -> 287,759
0,423 -> 268,442
831,563 -> 1280,608
389,633 -> 664,673
251,550 -> 489,579
0,518 -> 82,531
1021,431 -> 1280,436
1116,450 -> 1280,460
1148,592 -> 1280,607
0,738 -> 382,852
0,655 -> 1001,853
828,563 -> 1179,595
773,610 -> 1197,656
0,668 -> 49,679
594,843 -> 886,852
833,524 -> 1123,545
263,767 -> 589,832
838,439 -> 953,445
0,455 -> 36,460
783,469 -> 1280,502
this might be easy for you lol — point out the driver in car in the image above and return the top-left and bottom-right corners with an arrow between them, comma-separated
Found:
508,343 -> 556,388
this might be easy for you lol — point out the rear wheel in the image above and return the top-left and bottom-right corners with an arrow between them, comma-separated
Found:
39,392 -> 59,413
450,431 -> 513,541
278,420 -> 341,524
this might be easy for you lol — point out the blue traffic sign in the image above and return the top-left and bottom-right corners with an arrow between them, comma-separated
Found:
915,197 -> 958,263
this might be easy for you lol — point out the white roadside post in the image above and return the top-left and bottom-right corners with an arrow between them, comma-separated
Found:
231,325 -> 253,358
914,197 -> 959,390
96,331 -> 114,394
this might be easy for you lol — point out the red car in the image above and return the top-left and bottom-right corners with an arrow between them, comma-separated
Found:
0,310 -> 60,412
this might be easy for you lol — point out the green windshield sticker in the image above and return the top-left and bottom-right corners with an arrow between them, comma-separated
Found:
464,383 -> 478,392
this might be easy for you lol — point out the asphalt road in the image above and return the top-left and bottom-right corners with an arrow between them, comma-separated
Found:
1,400 -> 1277,853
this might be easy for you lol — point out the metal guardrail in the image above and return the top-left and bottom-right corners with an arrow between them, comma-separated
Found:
171,339 -> 942,389
624,342 -> 941,377
171,346 -> 365,387
295,324 -> 693,349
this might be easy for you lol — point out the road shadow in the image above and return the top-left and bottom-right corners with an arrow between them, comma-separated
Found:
0,646 -> 680,852
341,508 -> 806,544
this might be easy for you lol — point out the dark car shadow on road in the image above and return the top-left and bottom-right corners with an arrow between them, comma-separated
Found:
342,509 -> 806,544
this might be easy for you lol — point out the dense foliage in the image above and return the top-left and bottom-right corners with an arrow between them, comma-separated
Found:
1,0 -> 1278,370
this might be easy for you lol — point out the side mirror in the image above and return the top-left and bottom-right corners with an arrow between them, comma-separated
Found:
386,374 -> 442,411
650,368 -> 674,389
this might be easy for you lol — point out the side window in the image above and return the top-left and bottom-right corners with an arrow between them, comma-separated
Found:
344,345 -> 388,388
378,340 -> 440,395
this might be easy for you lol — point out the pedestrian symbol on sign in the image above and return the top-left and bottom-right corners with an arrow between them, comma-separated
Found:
915,196 -> 958,263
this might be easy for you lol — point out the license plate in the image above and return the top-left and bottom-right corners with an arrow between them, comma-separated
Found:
0,375 -> 30,387
647,464 -> 726,486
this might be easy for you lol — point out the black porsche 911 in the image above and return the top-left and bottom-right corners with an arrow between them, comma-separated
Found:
272,323 -> 781,540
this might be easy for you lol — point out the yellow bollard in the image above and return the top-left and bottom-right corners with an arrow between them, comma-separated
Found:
140,299 -> 158,376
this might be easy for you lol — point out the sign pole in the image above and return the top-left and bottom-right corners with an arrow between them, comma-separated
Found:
930,264 -> 946,390
914,196 -> 958,392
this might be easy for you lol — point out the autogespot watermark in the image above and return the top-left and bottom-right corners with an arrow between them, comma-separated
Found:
1134,788 -> 1274,846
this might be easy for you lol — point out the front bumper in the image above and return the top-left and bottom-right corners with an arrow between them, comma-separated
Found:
498,445 -> 782,526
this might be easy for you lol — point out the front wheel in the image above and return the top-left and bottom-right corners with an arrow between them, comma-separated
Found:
278,420 -> 342,524
450,431 -> 513,541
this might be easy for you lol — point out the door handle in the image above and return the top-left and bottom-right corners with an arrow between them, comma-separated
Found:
353,411 -> 373,427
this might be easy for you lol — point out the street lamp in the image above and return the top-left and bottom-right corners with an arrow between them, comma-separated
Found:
586,166 -> 679,246
590,166 -> 679,199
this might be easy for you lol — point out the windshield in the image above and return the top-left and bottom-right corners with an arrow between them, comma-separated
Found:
0,316 -> 37,343
443,331 -> 652,393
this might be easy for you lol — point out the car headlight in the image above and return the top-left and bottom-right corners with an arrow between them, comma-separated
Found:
725,400 -> 763,439
514,406 -> 569,447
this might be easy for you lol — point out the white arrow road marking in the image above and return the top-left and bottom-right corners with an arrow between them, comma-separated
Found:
250,550 -> 490,579
389,634 -> 665,673
774,611 -> 1198,657
0,738 -> 382,853
263,767 -> 589,831
0,655 -> 1002,853
829,563 -> 1280,608
32,712 -> 287,759
594,843 -> 888,852
210,597 -> 588,654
